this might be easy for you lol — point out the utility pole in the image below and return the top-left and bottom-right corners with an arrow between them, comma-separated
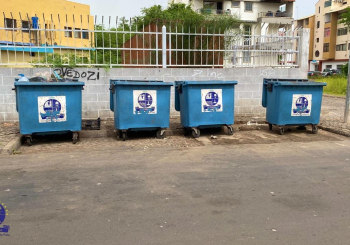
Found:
344,54 -> 350,123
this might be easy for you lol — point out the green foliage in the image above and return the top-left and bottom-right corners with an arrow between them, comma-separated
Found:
313,76 -> 347,96
31,52 -> 88,68
339,8 -> 350,29
342,63 -> 348,76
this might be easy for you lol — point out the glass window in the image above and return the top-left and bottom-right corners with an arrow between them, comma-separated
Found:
315,50 -> 320,57
232,1 -> 240,7
337,65 -> 343,69
323,43 -> 330,52
65,26 -> 72,38
337,28 -> 348,36
82,29 -> 89,39
245,2 -> 253,12
5,18 -> 17,30
22,20 -> 29,33
74,28 -> 81,38
326,65 -> 332,68
317,21 -> 320,29
324,27 -> 331,37
336,44 -> 347,51
317,38 -> 320,43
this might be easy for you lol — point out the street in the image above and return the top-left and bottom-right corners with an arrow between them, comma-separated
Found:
1,130 -> 350,244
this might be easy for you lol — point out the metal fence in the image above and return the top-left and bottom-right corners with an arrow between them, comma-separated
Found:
0,13 -> 301,68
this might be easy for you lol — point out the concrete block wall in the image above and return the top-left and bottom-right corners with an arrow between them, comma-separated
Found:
0,67 -> 307,122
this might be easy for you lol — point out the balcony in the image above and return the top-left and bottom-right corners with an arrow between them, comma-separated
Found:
257,11 -> 293,25
197,9 -> 231,15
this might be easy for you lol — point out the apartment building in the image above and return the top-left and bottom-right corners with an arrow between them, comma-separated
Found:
309,0 -> 350,71
169,0 -> 295,35
0,0 -> 94,66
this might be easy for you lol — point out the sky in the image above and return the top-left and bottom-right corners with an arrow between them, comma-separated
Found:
72,0 -> 318,21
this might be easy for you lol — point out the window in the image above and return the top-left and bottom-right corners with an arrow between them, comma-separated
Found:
317,21 -> 320,29
82,29 -> 89,39
324,27 -> 331,37
323,43 -> 330,52
21,20 -> 29,33
5,18 -> 17,30
74,28 -> 81,38
232,1 -> 240,7
65,26 -> 72,37
319,7 -> 320,13
245,2 -> 253,12
315,50 -> 320,57
243,51 -> 251,63
337,65 -> 344,69
29,52 -> 36,57
337,28 -> 348,36
305,19 -> 309,25
324,0 -> 332,8
348,43 -> 350,50
326,65 -> 332,68
336,44 -> 347,51
317,38 -> 320,43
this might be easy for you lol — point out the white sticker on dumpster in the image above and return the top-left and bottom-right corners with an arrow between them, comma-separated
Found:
133,90 -> 157,114
38,96 -> 67,123
291,94 -> 312,116
201,89 -> 223,112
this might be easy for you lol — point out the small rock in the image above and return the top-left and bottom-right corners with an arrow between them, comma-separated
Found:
272,229 -> 277,232
211,135 -> 218,139
97,183 -> 101,186
4,189 -> 10,192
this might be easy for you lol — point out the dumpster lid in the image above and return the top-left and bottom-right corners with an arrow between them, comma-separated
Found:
14,81 -> 85,86
177,80 -> 238,86
264,78 -> 326,86
111,80 -> 173,86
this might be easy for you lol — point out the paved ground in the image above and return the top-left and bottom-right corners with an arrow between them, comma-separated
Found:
0,133 -> 350,244
0,122 -> 19,153
320,95 -> 350,135
16,126 -> 343,154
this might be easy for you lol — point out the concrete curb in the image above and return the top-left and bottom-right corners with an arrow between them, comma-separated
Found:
318,125 -> 350,137
0,135 -> 23,155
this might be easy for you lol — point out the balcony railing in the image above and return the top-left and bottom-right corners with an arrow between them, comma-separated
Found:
197,9 -> 231,15
258,12 -> 293,18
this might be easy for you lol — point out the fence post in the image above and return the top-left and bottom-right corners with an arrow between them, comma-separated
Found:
162,25 -> 167,68
344,55 -> 350,123
298,28 -> 310,75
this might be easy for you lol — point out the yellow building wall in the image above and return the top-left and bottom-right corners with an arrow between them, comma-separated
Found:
0,0 -> 94,48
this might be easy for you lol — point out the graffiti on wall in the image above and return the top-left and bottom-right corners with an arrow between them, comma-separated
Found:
53,68 -> 100,81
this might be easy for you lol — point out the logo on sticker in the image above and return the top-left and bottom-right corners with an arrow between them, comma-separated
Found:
133,90 -> 157,114
292,94 -> 312,116
38,96 -> 67,123
201,89 -> 223,112
0,201 -> 10,236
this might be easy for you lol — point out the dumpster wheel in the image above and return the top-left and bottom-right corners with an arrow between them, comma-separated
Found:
191,128 -> 200,138
227,125 -> 234,135
122,131 -> 127,141
279,127 -> 285,135
72,132 -> 79,144
269,124 -> 273,131
26,136 -> 33,146
312,125 -> 318,134
156,129 -> 166,139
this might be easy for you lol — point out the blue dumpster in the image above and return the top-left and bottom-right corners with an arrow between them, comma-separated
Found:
175,81 -> 238,138
110,80 -> 173,140
262,78 -> 327,135
14,79 -> 84,145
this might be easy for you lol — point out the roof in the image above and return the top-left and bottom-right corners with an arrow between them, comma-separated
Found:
296,14 -> 315,21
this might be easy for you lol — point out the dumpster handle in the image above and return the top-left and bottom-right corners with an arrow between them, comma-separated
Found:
267,83 -> 273,92
176,84 -> 183,94
109,84 -> 115,94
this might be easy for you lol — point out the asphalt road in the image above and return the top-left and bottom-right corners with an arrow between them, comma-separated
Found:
1,139 -> 350,244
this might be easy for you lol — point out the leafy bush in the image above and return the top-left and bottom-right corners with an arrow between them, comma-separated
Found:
313,76 -> 347,96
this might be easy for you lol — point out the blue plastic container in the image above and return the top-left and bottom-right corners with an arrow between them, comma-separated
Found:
14,81 -> 84,145
110,80 -> 173,140
175,81 -> 238,137
262,78 -> 327,135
